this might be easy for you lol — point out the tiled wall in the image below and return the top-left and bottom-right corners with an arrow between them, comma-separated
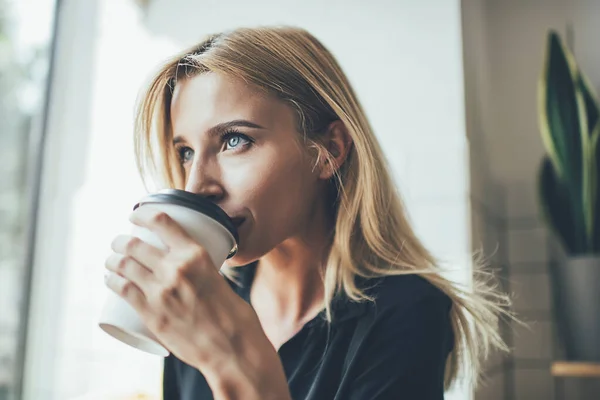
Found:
468,149 -> 600,400
469,132 -> 511,400
464,1 -> 600,398
506,182 -> 600,399
470,196 -> 511,400
506,182 -> 556,400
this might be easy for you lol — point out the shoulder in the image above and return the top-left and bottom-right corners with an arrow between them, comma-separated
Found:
363,273 -> 453,315
338,274 -> 454,398
354,273 -> 455,354
347,273 -> 455,365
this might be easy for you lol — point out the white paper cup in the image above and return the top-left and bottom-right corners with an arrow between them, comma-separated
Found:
99,189 -> 238,356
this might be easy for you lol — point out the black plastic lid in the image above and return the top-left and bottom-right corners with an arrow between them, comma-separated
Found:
133,189 -> 239,258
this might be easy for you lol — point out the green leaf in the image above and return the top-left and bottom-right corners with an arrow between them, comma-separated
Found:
538,31 -> 582,186
575,72 -> 600,250
593,127 -> 600,253
538,31 -> 590,251
539,157 -> 579,254
582,119 -> 599,251
577,72 -> 600,134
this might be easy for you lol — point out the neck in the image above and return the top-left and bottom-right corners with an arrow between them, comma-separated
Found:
252,203 -> 333,325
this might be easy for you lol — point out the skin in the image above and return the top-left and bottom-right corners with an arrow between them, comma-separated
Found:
104,72 -> 352,399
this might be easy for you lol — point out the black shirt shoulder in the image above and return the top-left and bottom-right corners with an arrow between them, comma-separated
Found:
336,273 -> 454,399
364,272 -> 452,313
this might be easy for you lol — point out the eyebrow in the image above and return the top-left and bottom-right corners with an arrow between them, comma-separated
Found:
173,119 -> 266,145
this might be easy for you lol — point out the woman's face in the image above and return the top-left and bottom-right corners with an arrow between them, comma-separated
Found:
170,72 -> 325,265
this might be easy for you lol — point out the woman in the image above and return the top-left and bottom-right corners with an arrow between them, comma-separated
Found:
104,26 -> 510,399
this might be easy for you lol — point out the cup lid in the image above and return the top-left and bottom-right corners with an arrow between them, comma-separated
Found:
133,189 -> 239,258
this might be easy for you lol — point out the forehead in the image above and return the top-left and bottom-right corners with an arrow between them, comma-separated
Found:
169,72 -> 295,137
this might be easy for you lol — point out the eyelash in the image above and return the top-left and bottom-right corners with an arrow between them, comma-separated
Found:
175,129 -> 254,164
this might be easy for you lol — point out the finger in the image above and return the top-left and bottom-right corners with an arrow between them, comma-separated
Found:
129,206 -> 193,250
104,272 -> 147,313
105,252 -> 155,292
111,234 -> 164,272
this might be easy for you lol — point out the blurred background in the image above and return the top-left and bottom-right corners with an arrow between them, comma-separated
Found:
1,0 -> 599,399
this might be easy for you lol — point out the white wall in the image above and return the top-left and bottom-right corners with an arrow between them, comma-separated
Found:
24,0 -> 474,398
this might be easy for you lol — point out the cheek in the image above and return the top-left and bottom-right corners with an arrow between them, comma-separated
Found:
225,149 -> 317,225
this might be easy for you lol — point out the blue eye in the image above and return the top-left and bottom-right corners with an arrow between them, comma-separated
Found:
176,146 -> 194,164
175,131 -> 252,165
227,135 -> 241,149
222,131 -> 252,151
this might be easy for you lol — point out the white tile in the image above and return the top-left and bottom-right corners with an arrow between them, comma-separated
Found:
484,222 -> 503,265
484,346 -> 509,373
482,351 -> 510,374
469,153 -> 488,205
511,272 -> 552,313
472,179 -> 507,219
471,204 -> 486,253
514,368 -> 554,400
506,180 -> 540,220
474,370 -> 505,400
508,227 -> 549,265
468,142 -> 507,216
484,181 -> 507,218
513,319 -> 554,360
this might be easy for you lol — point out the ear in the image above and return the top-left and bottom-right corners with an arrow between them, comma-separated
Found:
318,120 -> 353,180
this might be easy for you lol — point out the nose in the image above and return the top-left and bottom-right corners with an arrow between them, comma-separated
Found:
184,159 -> 225,203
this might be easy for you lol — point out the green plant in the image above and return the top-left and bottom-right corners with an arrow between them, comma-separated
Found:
538,30 -> 600,255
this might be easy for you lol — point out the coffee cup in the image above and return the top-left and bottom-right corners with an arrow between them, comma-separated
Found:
98,189 -> 239,356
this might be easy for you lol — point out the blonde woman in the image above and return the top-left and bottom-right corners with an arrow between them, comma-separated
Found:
104,26 -> 510,399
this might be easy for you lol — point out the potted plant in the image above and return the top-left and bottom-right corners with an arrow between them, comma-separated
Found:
538,30 -> 600,361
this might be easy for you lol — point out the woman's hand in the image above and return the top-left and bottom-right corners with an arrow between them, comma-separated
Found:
104,206 -> 290,400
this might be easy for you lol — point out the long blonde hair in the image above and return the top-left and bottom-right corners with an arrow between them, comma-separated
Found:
134,26 -> 512,390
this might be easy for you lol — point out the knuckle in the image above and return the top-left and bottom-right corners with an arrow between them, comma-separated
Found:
125,236 -> 142,254
116,255 -> 130,273
160,285 -> 179,302
150,211 -> 170,225
174,260 -> 193,277
154,314 -> 170,333
120,280 -> 134,297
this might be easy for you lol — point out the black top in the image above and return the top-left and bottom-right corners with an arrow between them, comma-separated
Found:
163,263 -> 454,400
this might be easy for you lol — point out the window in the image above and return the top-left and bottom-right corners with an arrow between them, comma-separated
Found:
0,1 -> 57,399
